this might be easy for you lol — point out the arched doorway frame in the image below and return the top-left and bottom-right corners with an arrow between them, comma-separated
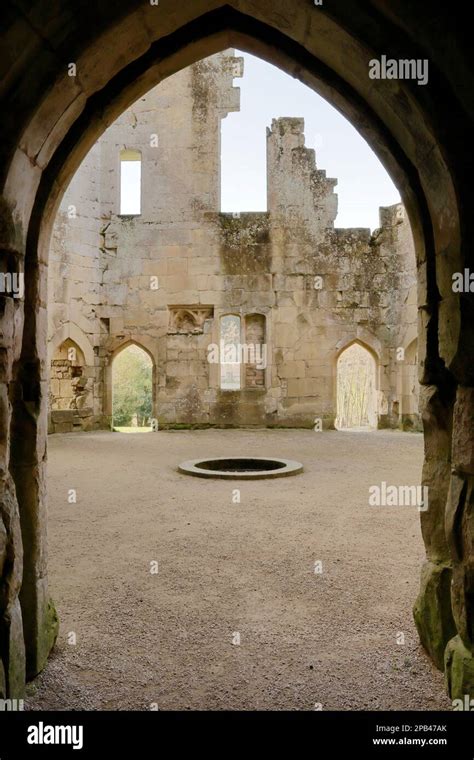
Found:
106,337 -> 157,428
0,3 -> 468,695
334,338 -> 379,430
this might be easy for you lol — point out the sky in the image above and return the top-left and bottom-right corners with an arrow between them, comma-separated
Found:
220,51 -> 400,230
120,160 -> 141,214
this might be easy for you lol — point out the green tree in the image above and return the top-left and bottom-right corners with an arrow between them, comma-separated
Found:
112,345 -> 152,427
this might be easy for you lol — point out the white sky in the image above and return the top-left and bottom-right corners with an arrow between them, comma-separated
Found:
221,51 -> 400,230
120,160 -> 141,215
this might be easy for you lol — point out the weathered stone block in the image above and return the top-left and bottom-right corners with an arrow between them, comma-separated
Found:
2,599 -> 26,698
445,635 -> 474,700
51,410 -> 74,424
277,361 -> 305,378
452,387 -> 474,475
414,561 -> 456,670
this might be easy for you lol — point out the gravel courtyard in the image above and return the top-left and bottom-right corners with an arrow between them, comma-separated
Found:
27,429 -> 450,711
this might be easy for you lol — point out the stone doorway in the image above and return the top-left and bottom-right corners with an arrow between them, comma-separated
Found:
112,344 -> 153,433
335,342 -> 377,431
0,3 -> 472,704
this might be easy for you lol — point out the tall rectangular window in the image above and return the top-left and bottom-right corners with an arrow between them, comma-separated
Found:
245,314 -> 266,387
119,149 -> 141,214
220,314 -> 241,390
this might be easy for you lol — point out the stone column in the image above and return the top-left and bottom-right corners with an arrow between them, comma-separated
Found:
444,387 -> 474,698
413,382 -> 457,669
0,204 -> 27,696
9,235 -> 58,681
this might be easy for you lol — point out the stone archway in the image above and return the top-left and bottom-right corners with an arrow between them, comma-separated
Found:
335,341 -> 378,431
0,2 -> 472,700
105,339 -> 157,430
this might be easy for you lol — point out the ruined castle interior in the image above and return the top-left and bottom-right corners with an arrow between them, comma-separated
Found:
0,1 -> 473,716
47,50 -> 420,436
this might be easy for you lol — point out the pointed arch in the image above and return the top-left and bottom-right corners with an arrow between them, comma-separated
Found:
335,335 -> 381,365
49,322 -> 95,367
109,337 -> 156,367
104,338 -> 157,426
1,0 -> 470,692
111,342 -> 153,431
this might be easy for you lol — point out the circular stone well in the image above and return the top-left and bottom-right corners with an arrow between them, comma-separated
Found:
178,457 -> 303,480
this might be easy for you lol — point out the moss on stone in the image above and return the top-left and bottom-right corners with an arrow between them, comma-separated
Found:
445,635 -> 474,699
31,597 -> 59,681
413,561 -> 456,670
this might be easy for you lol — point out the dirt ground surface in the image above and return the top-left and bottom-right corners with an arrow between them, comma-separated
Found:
26,429 -> 450,711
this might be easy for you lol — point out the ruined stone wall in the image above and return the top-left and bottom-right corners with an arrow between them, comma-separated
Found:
47,50 -> 419,432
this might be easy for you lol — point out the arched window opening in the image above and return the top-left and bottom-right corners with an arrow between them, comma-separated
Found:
335,343 -> 377,431
112,345 -> 153,432
220,314 -> 241,390
244,314 -> 266,388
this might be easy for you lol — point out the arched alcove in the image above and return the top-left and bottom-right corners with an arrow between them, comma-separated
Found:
48,337 -> 95,433
244,314 -> 266,389
49,338 -> 86,410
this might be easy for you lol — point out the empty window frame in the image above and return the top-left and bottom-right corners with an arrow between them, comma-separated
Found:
119,149 -> 142,214
220,314 -> 241,390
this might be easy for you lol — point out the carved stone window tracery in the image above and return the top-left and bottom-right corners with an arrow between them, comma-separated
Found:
168,305 -> 214,334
